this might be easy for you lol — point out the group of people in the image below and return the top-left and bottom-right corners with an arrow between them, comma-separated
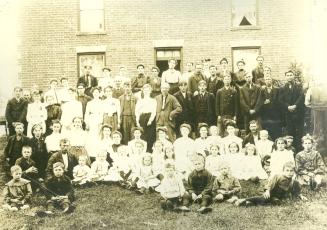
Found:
3,56 -> 326,215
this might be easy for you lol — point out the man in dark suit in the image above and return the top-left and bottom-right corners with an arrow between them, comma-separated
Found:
259,75 -> 282,140
77,64 -> 98,97
239,74 -> 263,132
188,62 -> 206,95
119,82 -> 137,144
155,83 -> 182,142
278,70 -> 305,150
131,64 -> 150,93
193,80 -> 216,127
242,120 -> 260,147
252,55 -> 265,85
5,87 -> 28,136
206,65 -> 224,95
216,75 -> 238,135
46,138 -> 78,179
173,81 -> 195,134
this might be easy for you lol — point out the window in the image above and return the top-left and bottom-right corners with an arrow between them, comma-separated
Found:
155,48 -> 182,77
78,53 -> 105,78
79,0 -> 104,33
232,47 -> 260,73
231,0 -> 257,27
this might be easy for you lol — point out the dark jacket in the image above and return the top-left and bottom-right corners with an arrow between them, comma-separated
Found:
185,169 -> 213,196
193,92 -> 216,125
4,135 -> 30,166
278,82 -> 304,116
216,87 -> 238,117
206,77 -> 224,95
45,175 -> 74,201
259,86 -> 281,120
155,94 -> 182,128
188,72 -> 206,94
239,83 -> 263,114
77,74 -> 98,97
5,98 -> 28,124
173,91 -> 195,127
46,151 -> 78,179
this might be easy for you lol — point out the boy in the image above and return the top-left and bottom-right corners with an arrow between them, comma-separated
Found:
158,162 -> 186,211
15,145 -> 41,190
295,135 -> 326,190
193,80 -> 216,127
212,162 -> 241,204
235,161 -> 307,206
180,155 -> 213,214
45,162 -> 75,214
216,75 -> 238,135
3,165 -> 32,211
5,122 -> 30,167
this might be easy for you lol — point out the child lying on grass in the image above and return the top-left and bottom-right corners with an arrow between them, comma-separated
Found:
235,161 -> 307,206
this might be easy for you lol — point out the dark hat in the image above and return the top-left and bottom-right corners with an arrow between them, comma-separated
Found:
131,126 -> 144,134
220,57 -> 228,64
180,123 -> 191,132
156,126 -> 168,133
137,64 -> 145,69
102,67 -> 111,72
198,122 -> 209,130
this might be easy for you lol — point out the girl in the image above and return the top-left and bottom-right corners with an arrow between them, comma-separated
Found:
239,144 -> 268,181
295,135 -> 326,189
44,120 -> 63,154
270,137 -> 295,177
30,124 -> 49,178
174,124 -> 195,168
26,91 -> 47,137
152,140 -> 165,175
135,84 -> 157,151
221,121 -> 243,154
90,151 -> 110,182
60,88 -> 83,132
256,130 -> 273,158
84,88 -> 104,138
156,127 -> 173,151
87,124 -> 112,163
106,145 -> 132,183
65,117 -> 88,160
194,123 -> 210,156
205,143 -> 223,177
72,155 -> 91,186
225,142 -> 243,179
102,86 -> 121,131
207,125 -> 222,147
133,153 -> 161,194
128,127 -> 147,156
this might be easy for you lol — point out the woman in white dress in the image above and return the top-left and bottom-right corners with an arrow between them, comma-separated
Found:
26,91 -> 47,137
84,88 -> 104,137
102,86 -> 121,131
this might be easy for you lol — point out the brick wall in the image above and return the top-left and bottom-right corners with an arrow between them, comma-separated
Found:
18,0 -> 312,91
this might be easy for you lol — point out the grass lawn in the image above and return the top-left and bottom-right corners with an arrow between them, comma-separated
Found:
0,136 -> 327,230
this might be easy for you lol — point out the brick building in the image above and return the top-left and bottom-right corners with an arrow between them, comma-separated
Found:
15,0 -> 311,90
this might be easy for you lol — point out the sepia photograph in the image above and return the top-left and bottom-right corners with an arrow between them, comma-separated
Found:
0,0 -> 326,229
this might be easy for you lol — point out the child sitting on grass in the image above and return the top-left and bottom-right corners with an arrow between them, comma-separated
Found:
15,145 -> 42,191
205,143 -> 223,177
235,161 -> 307,206
270,137 -> 295,177
295,134 -> 326,190
3,165 -> 32,211
180,155 -> 213,214
212,162 -> 241,204
72,155 -> 91,186
256,130 -> 273,158
133,153 -> 161,194
45,162 -> 75,214
239,144 -> 268,181
157,162 -> 186,212
90,151 -> 110,182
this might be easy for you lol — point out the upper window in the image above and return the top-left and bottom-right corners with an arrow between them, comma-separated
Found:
231,0 -> 257,27
79,0 -> 104,33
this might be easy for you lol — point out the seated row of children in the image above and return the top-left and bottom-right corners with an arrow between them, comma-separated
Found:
3,120 -> 326,214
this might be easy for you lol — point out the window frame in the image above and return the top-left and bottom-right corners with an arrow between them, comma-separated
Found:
78,0 -> 106,35
77,52 -> 106,78
231,46 -> 261,73
154,47 -> 183,75
230,0 -> 260,30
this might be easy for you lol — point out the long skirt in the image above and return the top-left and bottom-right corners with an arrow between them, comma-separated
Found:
139,113 -> 156,152
103,113 -> 118,131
